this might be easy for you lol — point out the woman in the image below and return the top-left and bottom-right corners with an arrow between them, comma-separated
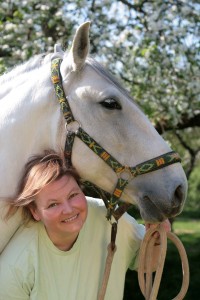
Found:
0,150 -> 170,300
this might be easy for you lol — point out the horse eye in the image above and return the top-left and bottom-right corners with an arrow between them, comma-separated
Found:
100,98 -> 122,110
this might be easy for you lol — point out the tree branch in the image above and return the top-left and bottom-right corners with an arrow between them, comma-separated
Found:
119,0 -> 147,12
175,131 -> 200,179
155,113 -> 200,134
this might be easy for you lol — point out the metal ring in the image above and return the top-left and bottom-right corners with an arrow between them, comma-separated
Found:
116,166 -> 132,181
65,120 -> 81,135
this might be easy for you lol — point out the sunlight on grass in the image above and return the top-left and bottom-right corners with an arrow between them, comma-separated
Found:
174,217 -> 200,234
174,218 -> 200,233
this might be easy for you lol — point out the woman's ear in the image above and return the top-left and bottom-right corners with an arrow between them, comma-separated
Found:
29,204 -> 41,221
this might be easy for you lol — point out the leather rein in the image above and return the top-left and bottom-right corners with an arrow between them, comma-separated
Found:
51,58 -> 181,233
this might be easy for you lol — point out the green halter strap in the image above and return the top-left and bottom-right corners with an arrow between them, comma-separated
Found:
51,58 -> 181,224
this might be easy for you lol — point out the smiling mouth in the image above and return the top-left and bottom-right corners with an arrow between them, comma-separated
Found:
62,214 -> 78,223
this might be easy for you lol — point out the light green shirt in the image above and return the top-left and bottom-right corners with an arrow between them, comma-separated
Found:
0,197 -> 145,300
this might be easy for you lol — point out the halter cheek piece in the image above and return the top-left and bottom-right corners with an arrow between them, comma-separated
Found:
51,58 -> 181,247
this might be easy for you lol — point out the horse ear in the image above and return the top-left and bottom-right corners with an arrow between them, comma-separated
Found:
69,21 -> 90,71
51,43 -> 64,60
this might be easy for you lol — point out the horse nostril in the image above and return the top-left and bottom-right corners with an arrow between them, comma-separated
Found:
173,185 -> 184,207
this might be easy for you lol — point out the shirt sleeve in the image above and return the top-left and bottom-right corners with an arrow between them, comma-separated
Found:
0,256 -> 35,300
117,212 -> 145,271
0,226 -> 35,300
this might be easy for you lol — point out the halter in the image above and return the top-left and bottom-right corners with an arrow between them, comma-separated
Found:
51,58 -> 181,226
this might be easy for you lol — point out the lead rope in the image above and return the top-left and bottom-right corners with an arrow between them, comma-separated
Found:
138,223 -> 190,300
97,244 -> 117,300
98,222 -> 118,300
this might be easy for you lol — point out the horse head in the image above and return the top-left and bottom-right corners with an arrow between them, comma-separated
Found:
54,22 -> 187,223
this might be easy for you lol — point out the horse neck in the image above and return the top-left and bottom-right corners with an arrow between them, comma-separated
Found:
0,55 -> 42,97
0,61 -> 65,195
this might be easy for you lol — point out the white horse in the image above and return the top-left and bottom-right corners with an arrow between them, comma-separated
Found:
0,22 -> 187,253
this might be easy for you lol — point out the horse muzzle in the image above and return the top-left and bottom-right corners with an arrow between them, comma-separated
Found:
131,170 -> 188,223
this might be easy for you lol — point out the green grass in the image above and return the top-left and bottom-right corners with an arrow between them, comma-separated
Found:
123,217 -> 200,299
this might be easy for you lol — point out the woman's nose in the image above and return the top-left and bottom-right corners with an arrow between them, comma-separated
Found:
62,200 -> 73,214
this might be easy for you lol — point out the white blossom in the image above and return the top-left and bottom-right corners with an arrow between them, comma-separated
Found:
5,23 -> 16,31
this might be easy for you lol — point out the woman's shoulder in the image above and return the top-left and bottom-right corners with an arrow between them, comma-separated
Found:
86,197 -> 107,216
0,222 -> 40,264
86,196 -> 105,208
85,197 -> 109,225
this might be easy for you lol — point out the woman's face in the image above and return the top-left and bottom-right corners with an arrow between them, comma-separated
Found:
30,175 -> 88,248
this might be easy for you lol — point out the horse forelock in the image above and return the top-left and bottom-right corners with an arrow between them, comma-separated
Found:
85,57 -> 133,102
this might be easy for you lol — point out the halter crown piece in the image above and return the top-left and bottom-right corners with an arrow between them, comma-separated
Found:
51,58 -> 182,225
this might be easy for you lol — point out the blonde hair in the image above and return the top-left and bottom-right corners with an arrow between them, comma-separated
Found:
6,149 -> 80,223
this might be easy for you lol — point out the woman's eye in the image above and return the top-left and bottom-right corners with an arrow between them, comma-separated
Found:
69,192 -> 79,200
48,203 -> 58,208
100,98 -> 122,110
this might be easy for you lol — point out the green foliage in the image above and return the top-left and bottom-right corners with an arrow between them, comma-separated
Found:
186,166 -> 200,214
0,0 -> 71,68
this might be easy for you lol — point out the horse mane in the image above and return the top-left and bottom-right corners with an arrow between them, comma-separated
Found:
0,54 -> 51,85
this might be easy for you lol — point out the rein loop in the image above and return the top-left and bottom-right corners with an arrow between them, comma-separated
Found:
138,224 -> 190,300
